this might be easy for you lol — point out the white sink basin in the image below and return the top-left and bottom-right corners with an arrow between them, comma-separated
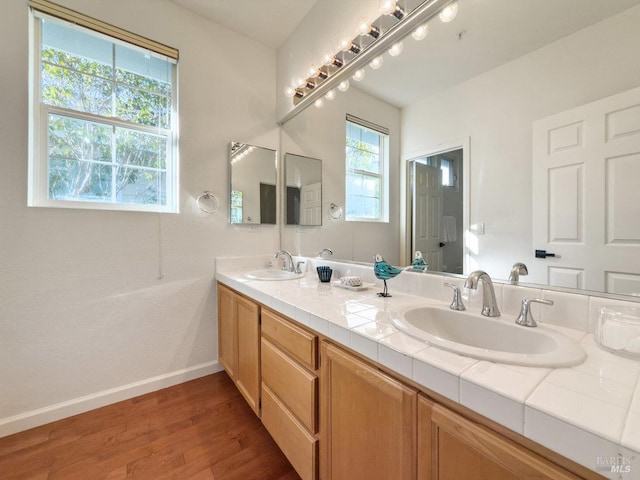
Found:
245,269 -> 306,281
390,306 -> 586,367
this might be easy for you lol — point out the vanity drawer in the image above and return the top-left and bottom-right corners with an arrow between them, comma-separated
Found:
261,308 -> 317,370
262,383 -> 318,480
261,337 -> 317,433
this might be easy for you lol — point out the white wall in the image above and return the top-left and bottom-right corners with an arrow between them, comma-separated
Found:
281,87 -> 401,264
402,5 -> 640,283
0,0 -> 278,436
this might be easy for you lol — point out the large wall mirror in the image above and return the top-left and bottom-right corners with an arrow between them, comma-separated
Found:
229,142 -> 277,224
279,0 -> 640,298
285,153 -> 322,226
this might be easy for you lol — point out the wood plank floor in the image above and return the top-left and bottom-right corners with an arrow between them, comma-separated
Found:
0,372 -> 301,480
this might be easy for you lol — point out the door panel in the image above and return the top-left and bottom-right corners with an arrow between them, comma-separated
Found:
532,86 -> 640,294
413,163 -> 443,271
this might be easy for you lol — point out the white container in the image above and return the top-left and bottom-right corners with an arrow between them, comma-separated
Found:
596,306 -> 640,359
340,276 -> 363,287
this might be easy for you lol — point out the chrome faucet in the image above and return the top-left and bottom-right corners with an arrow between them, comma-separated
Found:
509,262 -> 528,285
317,247 -> 333,258
463,270 -> 501,317
444,283 -> 465,311
515,298 -> 553,327
274,250 -> 294,272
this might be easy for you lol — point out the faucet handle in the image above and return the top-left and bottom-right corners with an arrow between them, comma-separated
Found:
515,298 -> 553,327
444,283 -> 466,311
295,261 -> 306,274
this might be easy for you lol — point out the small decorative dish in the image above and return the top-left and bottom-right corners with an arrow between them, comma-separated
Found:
332,280 -> 375,291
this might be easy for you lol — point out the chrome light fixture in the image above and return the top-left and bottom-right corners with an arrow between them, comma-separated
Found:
280,0 -> 459,124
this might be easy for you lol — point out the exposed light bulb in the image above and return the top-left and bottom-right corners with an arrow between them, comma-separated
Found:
352,69 -> 366,81
388,42 -> 404,57
338,80 -> 350,92
379,0 -> 396,15
339,37 -> 352,51
412,23 -> 429,41
439,2 -> 458,22
314,98 -> 324,108
357,19 -> 371,36
322,52 -> 334,64
308,65 -> 319,77
284,86 -> 296,98
294,77 -> 305,88
325,89 -> 336,100
357,19 -> 380,38
369,56 -> 384,69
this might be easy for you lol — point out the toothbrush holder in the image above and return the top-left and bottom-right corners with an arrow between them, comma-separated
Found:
317,266 -> 333,282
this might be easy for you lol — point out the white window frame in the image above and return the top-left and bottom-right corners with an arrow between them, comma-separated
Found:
345,115 -> 390,222
28,11 -> 179,213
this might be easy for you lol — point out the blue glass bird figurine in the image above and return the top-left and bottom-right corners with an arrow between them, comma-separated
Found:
409,251 -> 428,273
374,253 -> 403,297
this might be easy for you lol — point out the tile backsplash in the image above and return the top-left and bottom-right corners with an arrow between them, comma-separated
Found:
216,255 -> 640,334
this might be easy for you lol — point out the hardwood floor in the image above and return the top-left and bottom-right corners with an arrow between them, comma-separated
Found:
0,372 -> 301,480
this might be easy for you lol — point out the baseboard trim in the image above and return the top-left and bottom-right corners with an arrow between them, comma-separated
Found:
0,361 -> 224,438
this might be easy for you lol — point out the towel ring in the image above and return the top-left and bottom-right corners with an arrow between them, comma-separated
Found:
329,203 -> 343,220
196,191 -> 219,213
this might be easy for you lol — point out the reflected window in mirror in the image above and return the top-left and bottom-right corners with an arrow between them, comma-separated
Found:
440,157 -> 455,187
230,190 -> 243,223
345,115 -> 389,222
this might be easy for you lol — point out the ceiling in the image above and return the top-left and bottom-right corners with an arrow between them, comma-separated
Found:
168,0 -> 318,49
356,0 -> 640,107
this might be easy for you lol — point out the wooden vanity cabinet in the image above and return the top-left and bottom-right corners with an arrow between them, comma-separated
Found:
260,308 -> 319,480
217,283 -> 260,415
320,341 -> 418,480
417,395 -> 581,480
217,284 -> 600,480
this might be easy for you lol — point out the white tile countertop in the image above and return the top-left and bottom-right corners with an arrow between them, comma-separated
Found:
216,256 -> 640,479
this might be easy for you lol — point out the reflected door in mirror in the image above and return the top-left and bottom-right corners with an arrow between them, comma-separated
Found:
532,86 -> 640,295
285,153 -> 322,226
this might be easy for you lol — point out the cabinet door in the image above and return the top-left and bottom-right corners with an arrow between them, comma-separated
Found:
321,342 -> 417,480
236,294 -> 260,416
217,284 -> 236,380
418,396 -> 580,480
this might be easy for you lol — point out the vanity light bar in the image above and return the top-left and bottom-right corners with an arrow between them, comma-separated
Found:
281,0 -> 457,124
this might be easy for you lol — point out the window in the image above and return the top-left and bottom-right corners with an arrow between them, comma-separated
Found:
440,157 -> 453,187
230,190 -> 243,223
29,6 -> 178,212
345,116 -> 389,221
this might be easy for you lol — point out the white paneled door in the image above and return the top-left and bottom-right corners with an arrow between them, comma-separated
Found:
413,163 -> 443,272
532,86 -> 640,294
300,182 -> 322,226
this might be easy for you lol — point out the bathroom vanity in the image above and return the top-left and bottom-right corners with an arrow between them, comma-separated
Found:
216,256 -> 640,480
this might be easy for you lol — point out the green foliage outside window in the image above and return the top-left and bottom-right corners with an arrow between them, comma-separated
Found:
38,18 -> 174,207
345,122 -> 385,220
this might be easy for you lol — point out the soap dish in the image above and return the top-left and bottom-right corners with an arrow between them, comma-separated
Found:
596,306 -> 640,358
